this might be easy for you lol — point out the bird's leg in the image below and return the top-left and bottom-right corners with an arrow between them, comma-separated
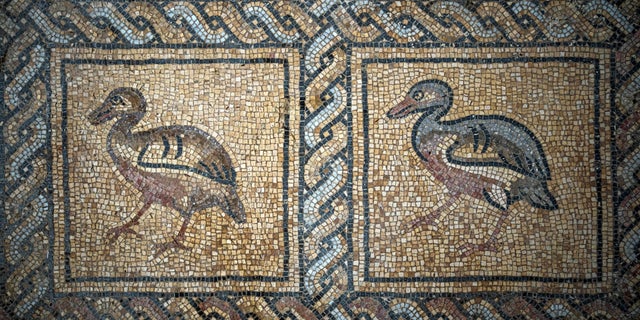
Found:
152,217 -> 191,258
458,210 -> 509,258
107,201 -> 151,243
405,194 -> 458,230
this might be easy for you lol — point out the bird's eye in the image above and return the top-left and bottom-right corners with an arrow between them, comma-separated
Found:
412,90 -> 424,101
111,96 -> 123,105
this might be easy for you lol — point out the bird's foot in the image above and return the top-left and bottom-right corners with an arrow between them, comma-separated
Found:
152,237 -> 190,258
106,224 -> 138,244
458,241 -> 499,258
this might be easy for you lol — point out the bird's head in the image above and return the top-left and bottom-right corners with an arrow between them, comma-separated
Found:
88,87 -> 147,125
387,80 -> 452,120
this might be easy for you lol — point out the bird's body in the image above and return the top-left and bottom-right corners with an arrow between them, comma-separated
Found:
89,87 -> 245,257
108,124 -> 242,219
418,132 -> 517,205
387,80 -> 557,256
414,114 -> 556,211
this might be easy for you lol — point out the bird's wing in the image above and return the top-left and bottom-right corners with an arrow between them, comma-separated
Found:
445,116 -> 552,180
133,126 -> 237,185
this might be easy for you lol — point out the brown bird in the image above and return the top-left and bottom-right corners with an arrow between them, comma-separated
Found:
88,87 -> 245,257
387,80 -> 558,257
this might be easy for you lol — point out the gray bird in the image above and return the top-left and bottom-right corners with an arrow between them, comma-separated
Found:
387,80 -> 558,257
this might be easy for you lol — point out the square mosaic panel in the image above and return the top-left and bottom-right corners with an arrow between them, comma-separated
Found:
2,1 -> 640,319
50,47 -> 299,293
351,46 -> 613,294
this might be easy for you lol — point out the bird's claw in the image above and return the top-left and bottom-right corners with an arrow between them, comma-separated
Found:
152,237 -> 190,258
458,241 -> 498,258
106,225 -> 138,244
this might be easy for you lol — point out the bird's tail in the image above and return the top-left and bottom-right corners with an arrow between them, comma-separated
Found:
221,188 -> 246,223
520,180 -> 559,211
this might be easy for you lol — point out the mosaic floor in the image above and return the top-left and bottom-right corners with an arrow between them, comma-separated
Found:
2,0 -> 640,318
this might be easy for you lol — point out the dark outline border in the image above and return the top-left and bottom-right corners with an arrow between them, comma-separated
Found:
56,56 -> 293,284
357,55 -> 611,285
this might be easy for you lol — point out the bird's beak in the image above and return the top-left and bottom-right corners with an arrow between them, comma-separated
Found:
87,102 -> 115,125
387,96 -> 417,119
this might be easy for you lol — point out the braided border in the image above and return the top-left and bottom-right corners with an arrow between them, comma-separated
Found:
1,0 -> 637,318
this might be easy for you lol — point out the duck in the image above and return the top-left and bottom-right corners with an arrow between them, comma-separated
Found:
387,79 -> 558,257
88,87 -> 246,257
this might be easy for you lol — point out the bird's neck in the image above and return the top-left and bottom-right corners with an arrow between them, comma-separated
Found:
430,110 -> 448,122
106,113 -> 144,166
415,115 -> 441,137
113,113 -> 143,133
422,103 -> 450,122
